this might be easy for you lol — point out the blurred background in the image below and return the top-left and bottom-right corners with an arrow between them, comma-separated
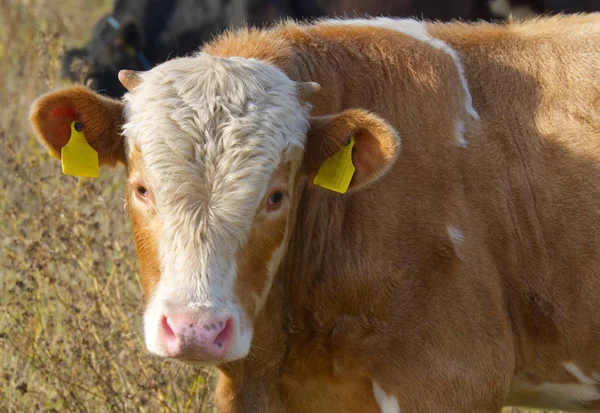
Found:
1,0 -> 598,412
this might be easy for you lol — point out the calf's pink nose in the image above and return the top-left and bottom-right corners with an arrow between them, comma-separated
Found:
160,313 -> 232,361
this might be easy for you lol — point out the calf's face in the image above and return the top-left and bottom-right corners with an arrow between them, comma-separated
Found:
30,54 -> 400,365
121,56 -> 315,363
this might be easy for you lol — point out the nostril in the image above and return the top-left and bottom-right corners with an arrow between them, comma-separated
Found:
213,318 -> 232,349
161,315 -> 176,342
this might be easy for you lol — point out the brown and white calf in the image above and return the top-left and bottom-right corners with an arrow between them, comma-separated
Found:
30,14 -> 600,412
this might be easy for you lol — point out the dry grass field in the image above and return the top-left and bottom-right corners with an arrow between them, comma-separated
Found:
0,1 -> 218,411
0,1 -> 566,412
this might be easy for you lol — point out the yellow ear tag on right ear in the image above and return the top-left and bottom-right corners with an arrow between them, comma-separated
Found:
313,136 -> 355,194
61,121 -> 100,178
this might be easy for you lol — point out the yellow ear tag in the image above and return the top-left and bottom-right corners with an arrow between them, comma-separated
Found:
313,136 -> 355,194
61,121 -> 100,178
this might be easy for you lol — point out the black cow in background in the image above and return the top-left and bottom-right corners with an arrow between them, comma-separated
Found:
514,0 -> 598,13
63,0 -> 266,97
62,0 -> 599,97
489,0 -> 598,17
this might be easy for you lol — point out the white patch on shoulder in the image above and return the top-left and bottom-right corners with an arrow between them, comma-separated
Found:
455,119 -> 468,148
447,226 -> 464,257
372,381 -> 400,413
507,372 -> 600,412
321,18 -> 479,121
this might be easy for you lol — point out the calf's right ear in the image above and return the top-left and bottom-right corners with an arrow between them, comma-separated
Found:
29,85 -> 126,167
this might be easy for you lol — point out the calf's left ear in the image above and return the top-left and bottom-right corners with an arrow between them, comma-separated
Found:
305,109 -> 400,192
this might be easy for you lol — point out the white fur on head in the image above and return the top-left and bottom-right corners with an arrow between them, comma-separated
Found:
123,53 -> 311,359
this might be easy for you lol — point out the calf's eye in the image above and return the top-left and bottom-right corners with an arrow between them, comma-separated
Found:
136,185 -> 148,199
266,191 -> 284,210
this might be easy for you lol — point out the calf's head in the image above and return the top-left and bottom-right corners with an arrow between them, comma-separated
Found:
31,53 -> 399,364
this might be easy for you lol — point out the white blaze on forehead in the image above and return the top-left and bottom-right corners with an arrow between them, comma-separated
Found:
123,53 -> 310,309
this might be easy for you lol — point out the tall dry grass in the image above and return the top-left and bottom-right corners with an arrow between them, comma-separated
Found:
0,1 -> 217,411
0,1 -> 565,412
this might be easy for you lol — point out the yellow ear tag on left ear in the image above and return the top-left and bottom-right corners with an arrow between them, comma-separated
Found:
313,136 -> 355,194
61,121 -> 100,178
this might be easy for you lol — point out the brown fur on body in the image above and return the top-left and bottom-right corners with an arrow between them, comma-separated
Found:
203,15 -> 600,412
